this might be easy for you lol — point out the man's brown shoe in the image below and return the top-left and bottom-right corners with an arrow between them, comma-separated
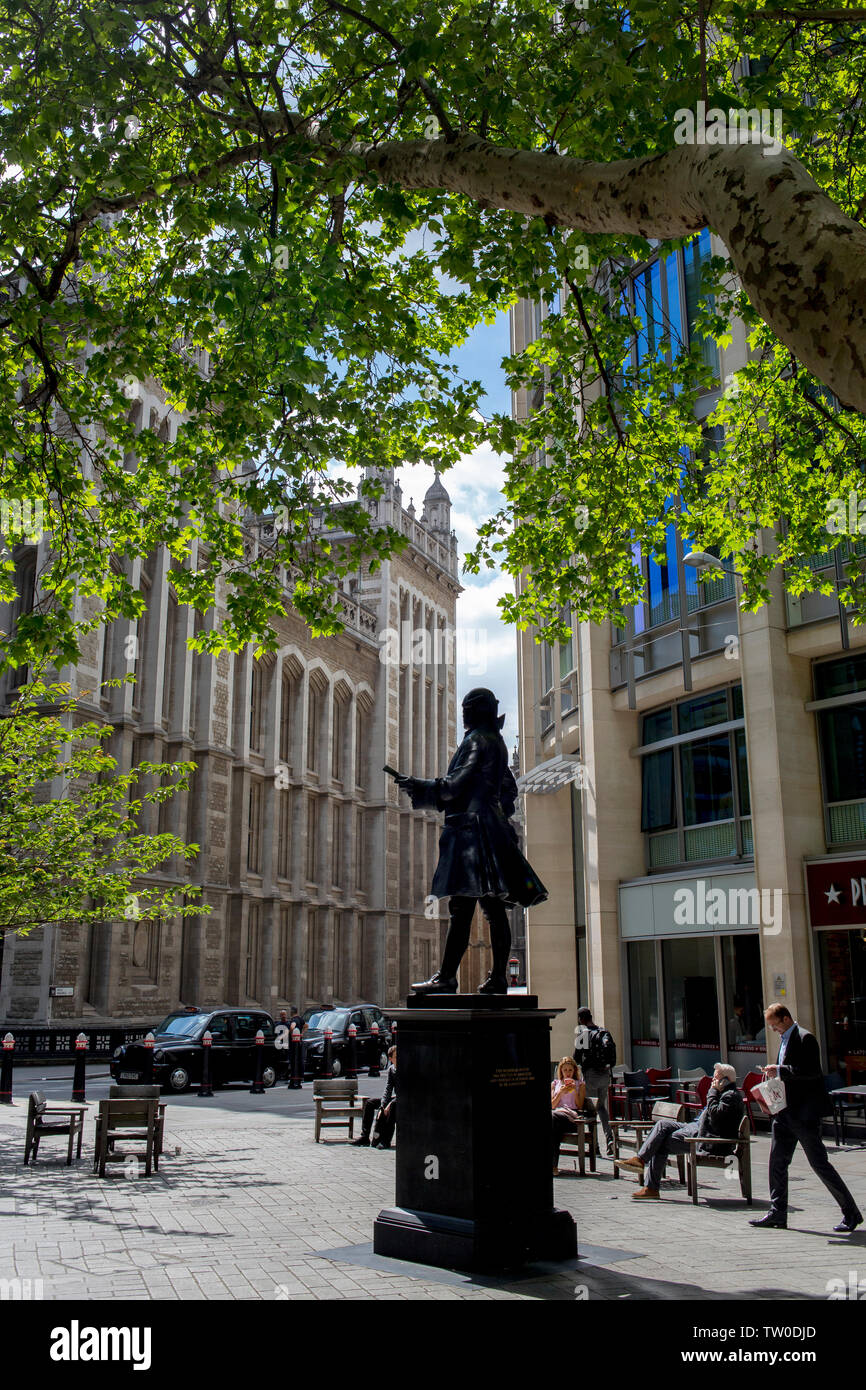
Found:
632,1186 -> 660,1200
618,1156 -> 644,1171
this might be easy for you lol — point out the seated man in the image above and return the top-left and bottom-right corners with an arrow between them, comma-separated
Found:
619,1062 -> 744,1200
352,1046 -> 396,1148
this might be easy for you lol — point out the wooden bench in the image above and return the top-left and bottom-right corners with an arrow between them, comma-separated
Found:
313,1078 -> 371,1142
23,1092 -> 86,1166
93,1098 -> 159,1177
610,1100 -> 687,1186
682,1113 -> 753,1205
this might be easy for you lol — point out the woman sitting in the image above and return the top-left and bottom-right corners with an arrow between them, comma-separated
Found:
551,1056 -> 586,1175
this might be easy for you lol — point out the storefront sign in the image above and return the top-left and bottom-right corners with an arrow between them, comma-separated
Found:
806,857 -> 866,927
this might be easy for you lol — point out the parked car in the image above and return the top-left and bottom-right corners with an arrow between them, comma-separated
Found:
110,1009 -> 285,1093
302,1004 -> 393,1077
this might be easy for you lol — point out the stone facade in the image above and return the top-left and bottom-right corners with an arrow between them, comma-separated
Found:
0,437 -> 462,1024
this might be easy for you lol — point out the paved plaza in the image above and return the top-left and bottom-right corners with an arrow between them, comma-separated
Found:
1,1075 -> 865,1302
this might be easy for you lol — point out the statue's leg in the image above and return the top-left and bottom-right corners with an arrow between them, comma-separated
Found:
478,897 -> 511,994
411,896 -> 474,993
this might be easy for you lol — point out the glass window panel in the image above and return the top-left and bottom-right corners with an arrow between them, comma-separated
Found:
662,937 -> 720,1063
642,707 -> 674,744
641,748 -> 676,831
720,935 -> 764,1074
735,729 -> 751,816
628,940 -> 659,1045
664,250 -> 685,353
815,654 -> 866,700
678,691 -> 729,734
683,230 -> 720,379
559,604 -> 574,677
680,734 -> 734,825
731,684 -> 744,720
819,706 -> 866,802
818,929 -> 866,1084
647,521 -> 680,626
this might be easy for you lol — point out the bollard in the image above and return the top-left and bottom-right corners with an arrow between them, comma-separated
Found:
322,1026 -> 333,1079
0,1033 -> 14,1104
289,1026 -> 303,1089
250,1029 -> 266,1093
72,1032 -> 88,1103
368,1021 -> 380,1078
346,1023 -> 357,1080
197,1030 -> 213,1097
143,1031 -> 155,1085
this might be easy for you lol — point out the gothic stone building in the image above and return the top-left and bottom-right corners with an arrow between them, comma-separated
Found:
0,459 -> 461,1026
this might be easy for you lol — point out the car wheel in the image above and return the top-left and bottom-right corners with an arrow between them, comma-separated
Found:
167,1066 -> 190,1093
330,1057 -> 342,1077
262,1065 -> 277,1089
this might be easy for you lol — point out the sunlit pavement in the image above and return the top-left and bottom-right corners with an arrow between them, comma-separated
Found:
1,1071 -> 865,1301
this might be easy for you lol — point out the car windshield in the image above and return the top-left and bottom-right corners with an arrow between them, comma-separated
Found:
306,1011 -> 346,1033
155,1014 -> 208,1037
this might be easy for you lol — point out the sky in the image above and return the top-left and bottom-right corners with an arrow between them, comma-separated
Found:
391,311 -> 521,753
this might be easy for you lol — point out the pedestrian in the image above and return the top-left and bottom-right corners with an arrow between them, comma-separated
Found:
620,1062 -> 744,1200
352,1046 -> 397,1148
572,1006 -> 616,1156
749,1002 -> 863,1232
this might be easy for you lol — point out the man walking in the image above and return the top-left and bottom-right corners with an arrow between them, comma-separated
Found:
573,1007 -> 616,1156
620,1062 -> 743,1199
750,1002 -> 862,1233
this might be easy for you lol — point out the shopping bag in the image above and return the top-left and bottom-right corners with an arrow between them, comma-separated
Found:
751,1076 -> 787,1116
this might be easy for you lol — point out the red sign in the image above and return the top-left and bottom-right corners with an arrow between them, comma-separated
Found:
806,857 -> 866,927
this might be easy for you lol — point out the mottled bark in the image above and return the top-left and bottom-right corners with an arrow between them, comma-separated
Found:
362,135 -> 866,412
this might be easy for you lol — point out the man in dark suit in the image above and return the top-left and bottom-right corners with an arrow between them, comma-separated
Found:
750,1002 -> 862,1232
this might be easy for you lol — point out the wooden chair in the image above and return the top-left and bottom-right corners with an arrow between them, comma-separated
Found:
313,1078 -> 371,1142
23,1092 -> 86,1166
109,1085 -> 166,1158
93,1098 -> 158,1177
647,1066 -> 672,1099
678,1073 -> 712,1117
608,1065 -> 628,1120
611,1100 -> 687,1186
683,1114 -> 753,1205
741,1071 -> 764,1133
557,1108 -> 599,1176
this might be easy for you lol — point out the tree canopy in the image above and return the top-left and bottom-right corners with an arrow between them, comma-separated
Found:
3,0 -> 866,656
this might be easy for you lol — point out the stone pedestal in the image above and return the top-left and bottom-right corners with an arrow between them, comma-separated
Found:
373,995 -> 577,1273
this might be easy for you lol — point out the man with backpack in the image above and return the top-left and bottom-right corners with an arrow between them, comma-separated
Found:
573,1006 -> 616,1156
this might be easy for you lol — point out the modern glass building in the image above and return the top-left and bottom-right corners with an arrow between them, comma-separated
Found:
513,232 -> 866,1090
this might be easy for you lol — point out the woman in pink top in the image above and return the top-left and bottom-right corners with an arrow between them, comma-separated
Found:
552,1056 -> 586,1175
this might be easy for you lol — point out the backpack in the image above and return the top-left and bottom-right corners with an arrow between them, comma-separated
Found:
586,1026 -> 616,1071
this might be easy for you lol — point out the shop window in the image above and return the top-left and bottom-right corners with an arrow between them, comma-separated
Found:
818,929 -> 866,1084
628,940 -> 660,1070
720,935 -> 765,1077
662,936 -> 720,1071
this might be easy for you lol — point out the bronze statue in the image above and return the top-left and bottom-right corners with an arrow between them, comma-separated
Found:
390,687 -> 547,995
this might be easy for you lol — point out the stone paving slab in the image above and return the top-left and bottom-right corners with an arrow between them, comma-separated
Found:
1,1095 -> 865,1302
